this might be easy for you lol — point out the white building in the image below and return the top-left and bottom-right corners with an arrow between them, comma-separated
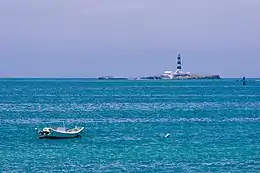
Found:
161,70 -> 173,79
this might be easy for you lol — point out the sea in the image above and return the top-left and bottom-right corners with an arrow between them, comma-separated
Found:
0,78 -> 259,172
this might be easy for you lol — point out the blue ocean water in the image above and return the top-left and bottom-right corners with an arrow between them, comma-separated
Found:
0,79 -> 259,172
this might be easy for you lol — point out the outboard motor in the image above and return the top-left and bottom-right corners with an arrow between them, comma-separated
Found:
36,128 -> 51,138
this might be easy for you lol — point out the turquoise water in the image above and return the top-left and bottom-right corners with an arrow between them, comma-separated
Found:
0,79 -> 259,172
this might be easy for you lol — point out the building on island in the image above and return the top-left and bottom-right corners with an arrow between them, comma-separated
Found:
160,53 -> 191,79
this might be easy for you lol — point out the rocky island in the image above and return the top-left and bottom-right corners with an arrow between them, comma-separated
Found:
135,53 -> 221,80
98,53 -> 221,80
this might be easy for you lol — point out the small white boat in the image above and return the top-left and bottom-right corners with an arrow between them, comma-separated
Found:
36,122 -> 84,139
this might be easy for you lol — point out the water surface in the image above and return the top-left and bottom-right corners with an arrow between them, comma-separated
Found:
0,79 -> 259,172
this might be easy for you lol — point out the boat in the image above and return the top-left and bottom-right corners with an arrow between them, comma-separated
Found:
36,122 -> 84,139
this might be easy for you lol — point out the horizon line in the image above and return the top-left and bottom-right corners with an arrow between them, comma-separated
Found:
0,77 -> 259,79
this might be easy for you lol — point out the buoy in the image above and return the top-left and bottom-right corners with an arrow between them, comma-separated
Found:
165,133 -> 170,138
242,76 -> 246,86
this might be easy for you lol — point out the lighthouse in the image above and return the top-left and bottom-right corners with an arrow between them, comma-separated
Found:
161,53 -> 190,79
173,53 -> 190,76
177,53 -> 182,70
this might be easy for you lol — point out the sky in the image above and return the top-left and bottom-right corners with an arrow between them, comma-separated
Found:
0,0 -> 259,78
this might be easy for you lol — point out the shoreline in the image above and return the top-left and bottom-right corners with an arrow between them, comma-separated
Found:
136,74 -> 221,80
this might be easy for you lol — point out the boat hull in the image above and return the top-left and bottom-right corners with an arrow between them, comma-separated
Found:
39,134 -> 81,139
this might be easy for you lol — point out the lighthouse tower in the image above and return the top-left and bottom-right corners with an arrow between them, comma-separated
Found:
177,53 -> 182,71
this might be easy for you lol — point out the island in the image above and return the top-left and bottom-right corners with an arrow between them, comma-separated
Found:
98,53 -> 221,80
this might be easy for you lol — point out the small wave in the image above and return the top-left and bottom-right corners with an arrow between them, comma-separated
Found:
1,102 -> 260,113
2,117 -> 260,125
222,118 -> 260,122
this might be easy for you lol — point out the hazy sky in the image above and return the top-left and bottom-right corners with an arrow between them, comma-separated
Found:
0,0 -> 259,78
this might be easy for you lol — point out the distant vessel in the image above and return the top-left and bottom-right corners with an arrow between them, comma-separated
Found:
36,122 -> 84,139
